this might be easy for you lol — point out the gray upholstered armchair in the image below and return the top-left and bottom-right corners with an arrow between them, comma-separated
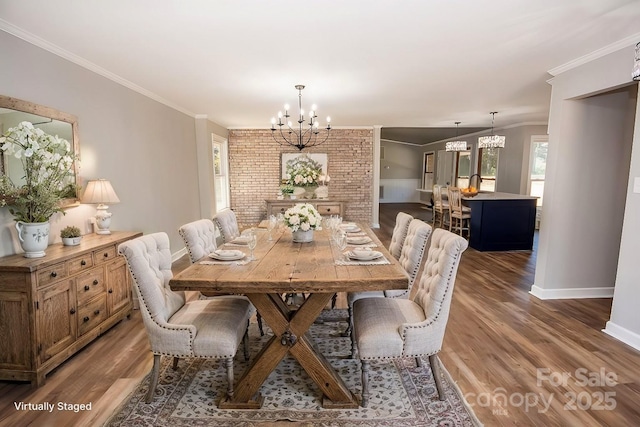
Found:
213,209 -> 241,244
118,232 -> 253,404
353,228 -> 468,406
387,211 -> 413,260
346,218 -> 432,352
178,219 -> 264,336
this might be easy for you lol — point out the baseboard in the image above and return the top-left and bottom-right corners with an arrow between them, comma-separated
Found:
529,285 -> 614,300
172,247 -> 187,262
602,321 -> 640,352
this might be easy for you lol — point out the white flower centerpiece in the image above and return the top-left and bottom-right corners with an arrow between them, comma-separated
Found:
284,154 -> 322,199
283,202 -> 323,243
0,121 -> 76,257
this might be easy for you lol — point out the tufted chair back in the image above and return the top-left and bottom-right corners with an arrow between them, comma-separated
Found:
385,219 -> 432,299
213,209 -> 240,244
178,219 -> 217,263
404,228 -> 468,355
388,212 -> 413,260
118,233 -> 187,352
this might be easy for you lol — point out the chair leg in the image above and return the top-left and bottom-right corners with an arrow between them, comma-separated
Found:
415,356 -> 423,367
428,354 -> 445,401
225,358 -> 234,400
361,360 -> 370,407
256,312 -> 264,336
346,303 -> 355,357
145,354 -> 161,404
172,357 -> 179,370
243,323 -> 250,361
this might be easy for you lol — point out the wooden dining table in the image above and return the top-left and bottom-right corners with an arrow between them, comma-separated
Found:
169,223 -> 408,409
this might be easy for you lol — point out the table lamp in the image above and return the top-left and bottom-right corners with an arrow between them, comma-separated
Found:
82,179 -> 120,234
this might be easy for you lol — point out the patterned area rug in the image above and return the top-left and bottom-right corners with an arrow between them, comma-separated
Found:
106,310 -> 481,426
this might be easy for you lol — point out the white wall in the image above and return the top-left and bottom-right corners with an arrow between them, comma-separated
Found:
0,31 -> 209,257
529,44 -> 640,350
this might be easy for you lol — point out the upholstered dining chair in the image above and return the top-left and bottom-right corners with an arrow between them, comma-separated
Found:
388,211 -> 413,260
353,228 -> 468,406
345,218 -> 432,352
213,209 -> 241,244
178,219 -> 264,336
118,232 -> 253,404
447,187 -> 471,238
432,185 -> 449,228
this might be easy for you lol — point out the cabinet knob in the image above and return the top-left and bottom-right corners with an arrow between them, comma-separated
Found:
108,289 -> 113,294
94,309 -> 100,315
84,285 -> 90,291
81,260 -> 87,266
327,208 -> 331,212
70,308 -> 76,315
83,316 -> 90,322
93,279 -> 99,285
50,271 -> 57,278
103,252 -> 109,258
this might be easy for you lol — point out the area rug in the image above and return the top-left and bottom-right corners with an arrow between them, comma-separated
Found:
106,310 -> 481,427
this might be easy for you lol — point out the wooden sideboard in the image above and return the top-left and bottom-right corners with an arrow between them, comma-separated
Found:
0,230 -> 141,387
265,199 -> 346,217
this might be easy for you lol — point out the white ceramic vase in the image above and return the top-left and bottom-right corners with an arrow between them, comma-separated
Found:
292,229 -> 314,243
15,221 -> 50,258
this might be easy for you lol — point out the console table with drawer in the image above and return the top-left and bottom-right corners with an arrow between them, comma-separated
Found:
0,230 -> 141,387
265,199 -> 346,217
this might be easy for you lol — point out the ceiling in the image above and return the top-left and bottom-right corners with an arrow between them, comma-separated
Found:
1,1 -> 639,145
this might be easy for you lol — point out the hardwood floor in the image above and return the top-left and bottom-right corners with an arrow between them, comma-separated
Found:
1,203 -> 638,426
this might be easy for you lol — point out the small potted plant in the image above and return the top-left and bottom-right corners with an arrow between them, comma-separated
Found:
60,226 -> 82,246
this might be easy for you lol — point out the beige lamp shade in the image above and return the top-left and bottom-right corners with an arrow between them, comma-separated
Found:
82,179 -> 120,206
82,179 -> 120,235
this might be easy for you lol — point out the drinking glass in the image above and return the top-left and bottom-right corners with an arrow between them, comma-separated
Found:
337,231 -> 348,261
267,215 -> 277,240
248,231 -> 257,261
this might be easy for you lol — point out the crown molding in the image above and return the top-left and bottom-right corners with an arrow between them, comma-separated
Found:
548,32 -> 640,77
0,19 -> 197,118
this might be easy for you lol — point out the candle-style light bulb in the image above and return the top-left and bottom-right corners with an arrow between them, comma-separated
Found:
326,116 -> 331,123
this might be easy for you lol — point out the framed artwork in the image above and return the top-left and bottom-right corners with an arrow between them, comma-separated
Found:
281,153 -> 328,179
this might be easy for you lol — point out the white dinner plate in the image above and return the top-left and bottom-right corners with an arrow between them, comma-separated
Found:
230,235 -> 251,245
208,249 -> 245,261
347,236 -> 372,245
347,250 -> 383,261
340,223 -> 360,233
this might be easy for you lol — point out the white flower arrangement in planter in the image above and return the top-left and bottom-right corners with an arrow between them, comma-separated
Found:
284,203 -> 323,243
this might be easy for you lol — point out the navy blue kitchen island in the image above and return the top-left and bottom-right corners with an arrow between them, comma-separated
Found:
463,192 -> 538,251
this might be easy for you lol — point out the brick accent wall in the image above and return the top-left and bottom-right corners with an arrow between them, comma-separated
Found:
228,128 -> 373,227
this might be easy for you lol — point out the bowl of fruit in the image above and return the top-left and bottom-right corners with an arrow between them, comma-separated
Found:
460,186 -> 479,197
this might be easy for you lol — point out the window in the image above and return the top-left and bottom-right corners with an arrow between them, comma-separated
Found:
529,138 -> 548,207
212,136 -> 230,212
455,151 -> 471,188
422,151 -> 435,189
477,147 -> 498,191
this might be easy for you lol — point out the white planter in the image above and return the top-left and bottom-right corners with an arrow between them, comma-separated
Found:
292,229 -> 314,243
62,236 -> 82,246
15,221 -> 50,258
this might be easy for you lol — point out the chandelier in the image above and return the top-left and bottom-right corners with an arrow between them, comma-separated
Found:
270,85 -> 331,151
478,112 -> 505,148
445,121 -> 468,152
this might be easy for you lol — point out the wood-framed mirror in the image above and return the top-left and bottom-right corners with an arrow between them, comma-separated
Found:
0,95 -> 80,207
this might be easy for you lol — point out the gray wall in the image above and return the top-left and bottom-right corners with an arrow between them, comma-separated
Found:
0,31 -> 208,257
424,124 -> 548,193
528,44 -> 640,350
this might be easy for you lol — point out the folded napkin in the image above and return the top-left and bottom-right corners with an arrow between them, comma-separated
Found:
200,259 -> 251,266
335,257 -> 390,266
